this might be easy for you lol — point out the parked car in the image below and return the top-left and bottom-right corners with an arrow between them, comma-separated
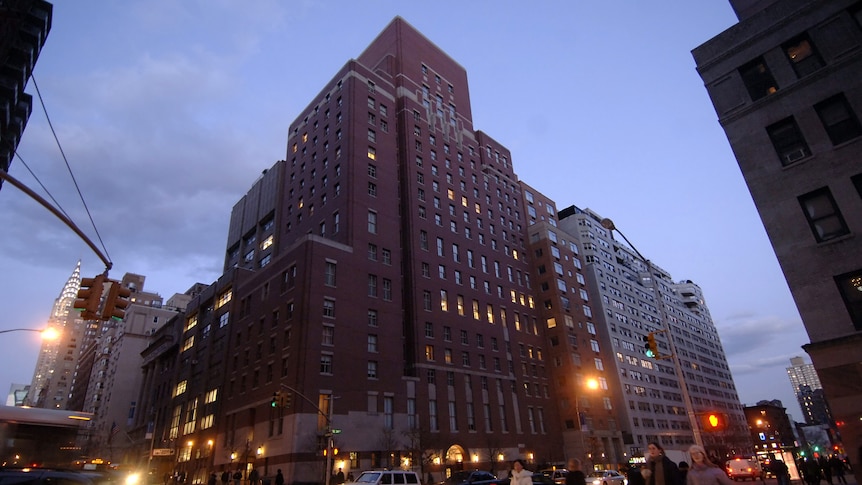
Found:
439,471 -> 503,485
538,469 -> 568,485
531,474 -> 557,485
587,470 -> 626,485
348,470 -> 422,485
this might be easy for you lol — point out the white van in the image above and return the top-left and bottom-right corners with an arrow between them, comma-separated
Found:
725,458 -> 763,481
349,470 -> 422,485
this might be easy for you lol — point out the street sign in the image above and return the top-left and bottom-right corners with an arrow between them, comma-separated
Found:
332,429 -> 342,434
152,448 -> 175,456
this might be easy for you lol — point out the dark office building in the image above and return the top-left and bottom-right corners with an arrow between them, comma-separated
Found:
693,0 -> 862,480
0,0 -> 51,188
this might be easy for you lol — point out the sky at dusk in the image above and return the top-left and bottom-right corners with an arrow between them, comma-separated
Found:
0,1 -> 812,420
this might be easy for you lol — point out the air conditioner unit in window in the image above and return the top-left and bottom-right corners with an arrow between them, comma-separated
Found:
784,148 -> 808,164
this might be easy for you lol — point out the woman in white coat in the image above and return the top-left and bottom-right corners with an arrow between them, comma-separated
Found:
510,459 -> 533,485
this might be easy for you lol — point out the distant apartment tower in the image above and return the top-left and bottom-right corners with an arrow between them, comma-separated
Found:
519,186 -> 623,467
0,0 -> 51,189
693,0 -> 862,477
786,356 -> 833,426
73,273 -> 190,462
558,206 -> 751,459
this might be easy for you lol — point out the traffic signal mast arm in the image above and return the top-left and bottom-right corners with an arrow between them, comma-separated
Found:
0,170 -> 112,271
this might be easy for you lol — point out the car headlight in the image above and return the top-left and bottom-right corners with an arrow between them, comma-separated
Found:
126,473 -> 141,485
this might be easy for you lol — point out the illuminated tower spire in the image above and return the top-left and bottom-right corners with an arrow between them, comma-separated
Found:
27,260 -> 82,407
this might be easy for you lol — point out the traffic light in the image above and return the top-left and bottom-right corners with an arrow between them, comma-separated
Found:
701,412 -> 727,431
74,274 -> 107,320
283,392 -> 292,409
271,392 -> 280,408
101,280 -> 132,321
643,332 -> 658,358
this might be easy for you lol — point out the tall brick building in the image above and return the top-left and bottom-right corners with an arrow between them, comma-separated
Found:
140,16 -> 744,484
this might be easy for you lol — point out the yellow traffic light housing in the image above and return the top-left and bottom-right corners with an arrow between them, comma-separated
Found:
101,280 -> 132,321
74,274 -> 107,320
271,392 -> 280,408
643,332 -> 659,358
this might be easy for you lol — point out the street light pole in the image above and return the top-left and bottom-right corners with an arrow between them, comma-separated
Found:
599,218 -> 704,448
0,327 -> 59,338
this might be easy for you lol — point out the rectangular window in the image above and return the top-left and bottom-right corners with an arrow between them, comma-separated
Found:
368,211 -> 378,234
783,34 -> 823,78
323,299 -> 335,318
798,187 -> 849,242
325,262 -> 336,286
815,94 -> 862,145
766,117 -> 811,166
368,275 -> 378,297
738,57 -> 778,101
320,354 -> 333,374
322,326 -> 334,346
383,278 -> 392,301
835,269 -> 862,330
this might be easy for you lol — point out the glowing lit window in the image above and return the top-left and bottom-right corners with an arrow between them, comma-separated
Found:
184,315 -> 198,332
174,380 -> 188,397
261,235 -> 274,251
182,335 -> 195,352
216,290 -> 233,309
368,147 -> 376,160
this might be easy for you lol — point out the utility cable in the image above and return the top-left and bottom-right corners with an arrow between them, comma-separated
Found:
14,151 -> 73,221
31,73 -> 112,264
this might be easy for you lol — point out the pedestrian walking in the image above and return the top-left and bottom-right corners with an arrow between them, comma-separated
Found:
829,455 -> 847,485
626,465 -> 645,485
249,468 -> 260,485
685,445 -> 733,485
208,473 -> 218,485
678,462 -> 689,485
819,456 -> 833,485
275,470 -> 285,485
565,458 -> 586,485
770,460 -> 790,485
643,442 -> 683,485
510,459 -> 533,485
221,471 -> 230,485
803,457 -> 822,485
233,469 -> 243,485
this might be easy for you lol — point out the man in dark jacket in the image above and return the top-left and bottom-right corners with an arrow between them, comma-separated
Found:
566,459 -> 586,485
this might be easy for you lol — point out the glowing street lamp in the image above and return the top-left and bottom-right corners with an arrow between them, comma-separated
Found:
0,328 -> 60,339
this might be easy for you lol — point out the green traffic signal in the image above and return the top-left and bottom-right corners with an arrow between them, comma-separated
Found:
643,332 -> 659,358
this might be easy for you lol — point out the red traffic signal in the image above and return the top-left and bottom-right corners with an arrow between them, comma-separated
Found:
74,274 -> 107,320
101,280 -> 132,321
701,412 -> 727,431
